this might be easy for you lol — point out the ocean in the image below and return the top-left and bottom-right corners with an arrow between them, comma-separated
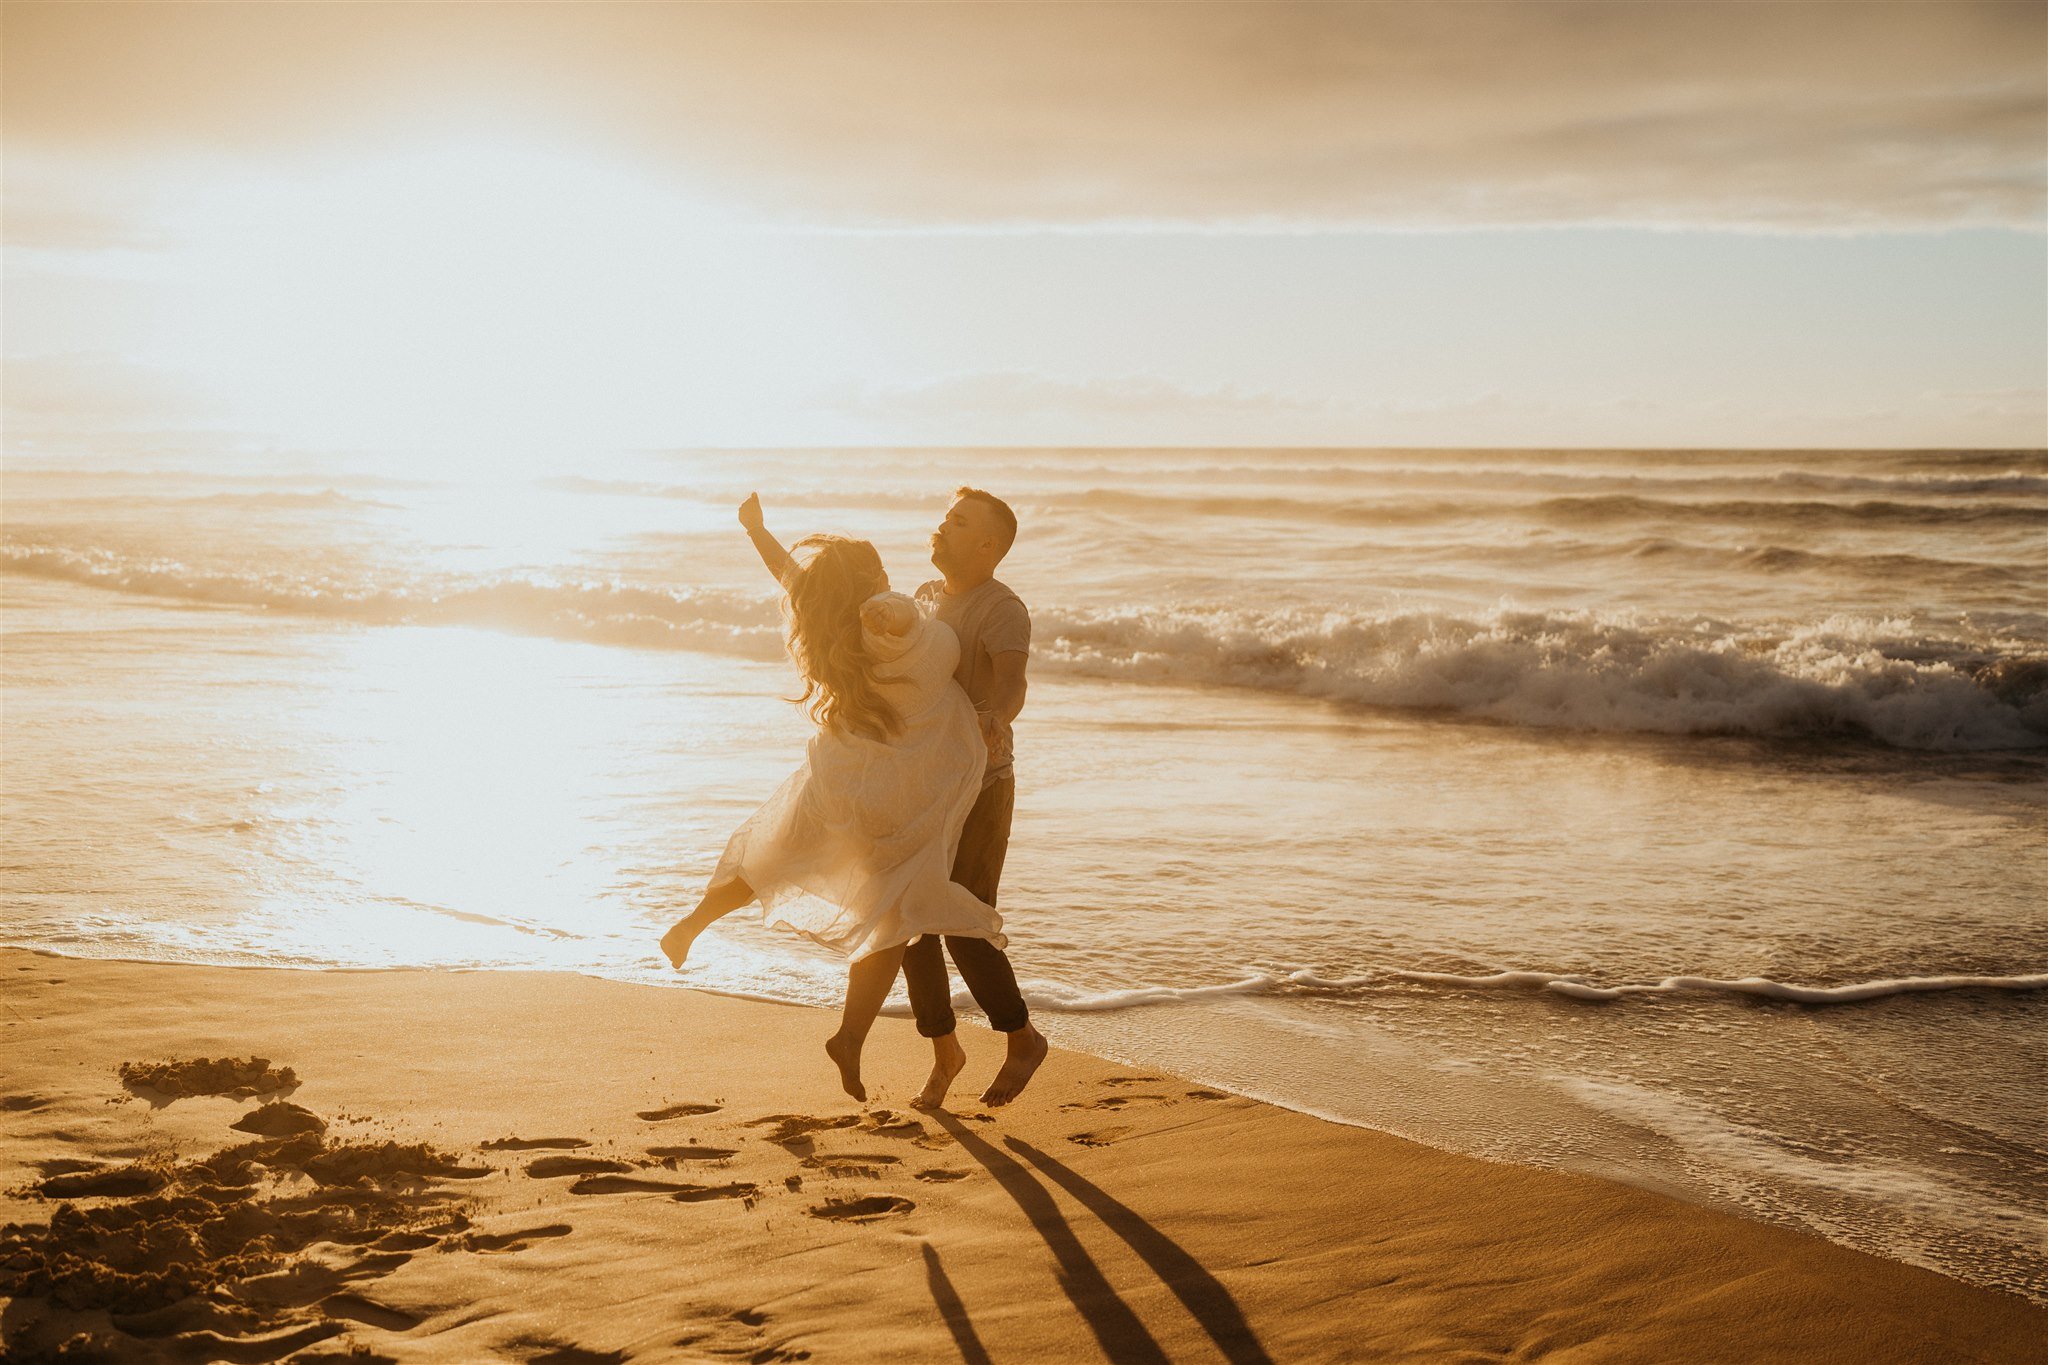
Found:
4,445 -> 2045,1302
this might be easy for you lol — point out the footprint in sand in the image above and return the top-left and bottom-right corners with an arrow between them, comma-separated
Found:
1066,1126 -> 1133,1147
1060,1094 -> 1168,1112
671,1182 -> 761,1205
482,1136 -> 592,1151
914,1168 -> 970,1183
1187,1088 -> 1231,1100
800,1152 -> 902,1179
645,1144 -> 739,1162
2,1095 -> 52,1113
168,1322 -> 346,1360
522,1343 -> 628,1365
807,1194 -> 915,1222
746,1113 -> 862,1151
637,1102 -> 722,1121
526,1155 -> 635,1179
857,1110 -> 959,1149
1101,1076 -> 1166,1086
321,1290 -> 421,1332
672,1307 -> 809,1363
459,1223 -> 575,1254
568,1173 -> 760,1202
860,1110 -> 925,1138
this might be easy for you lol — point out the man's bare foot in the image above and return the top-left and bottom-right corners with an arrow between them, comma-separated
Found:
979,1024 -> 1047,1107
659,920 -> 702,969
824,1033 -> 867,1103
913,1033 -> 967,1110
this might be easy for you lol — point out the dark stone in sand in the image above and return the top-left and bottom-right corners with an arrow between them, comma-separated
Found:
38,1167 -> 168,1198
229,1102 -> 327,1137
117,1056 -> 298,1101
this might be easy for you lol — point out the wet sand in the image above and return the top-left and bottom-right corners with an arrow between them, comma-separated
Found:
1,948 -> 2040,1363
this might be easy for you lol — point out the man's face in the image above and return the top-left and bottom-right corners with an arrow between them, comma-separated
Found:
930,497 -> 994,575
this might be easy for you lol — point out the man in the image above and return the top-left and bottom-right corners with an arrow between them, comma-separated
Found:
904,487 -> 1050,1108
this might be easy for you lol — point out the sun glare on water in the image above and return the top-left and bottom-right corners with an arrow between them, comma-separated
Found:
247,624 -> 785,971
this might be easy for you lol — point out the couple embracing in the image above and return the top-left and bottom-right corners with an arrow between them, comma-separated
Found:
660,488 -> 1050,1109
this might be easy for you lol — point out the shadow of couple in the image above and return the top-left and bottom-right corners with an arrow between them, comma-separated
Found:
918,1110 -> 1273,1365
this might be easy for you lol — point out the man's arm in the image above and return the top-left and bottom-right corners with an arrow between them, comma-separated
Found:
982,649 -> 1028,754
738,492 -> 795,585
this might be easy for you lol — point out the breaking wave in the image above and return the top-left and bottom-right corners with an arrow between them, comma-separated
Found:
1035,602 -> 2048,751
540,477 -> 2048,532
0,541 -> 784,659
9,540 -> 2046,750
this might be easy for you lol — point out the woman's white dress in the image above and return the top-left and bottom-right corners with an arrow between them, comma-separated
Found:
711,592 -> 1003,961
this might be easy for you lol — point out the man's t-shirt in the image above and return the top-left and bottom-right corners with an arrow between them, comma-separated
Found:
916,577 -> 1030,786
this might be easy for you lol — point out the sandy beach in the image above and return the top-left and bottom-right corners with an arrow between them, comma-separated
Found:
1,948 -> 2039,1363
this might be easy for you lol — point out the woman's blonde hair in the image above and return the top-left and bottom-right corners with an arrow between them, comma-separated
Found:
783,534 -> 901,743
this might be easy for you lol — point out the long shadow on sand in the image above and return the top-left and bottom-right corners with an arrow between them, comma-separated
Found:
921,1242 -> 994,1365
929,1112 -> 1272,1364
1007,1138 -> 1273,1365
930,1111 -> 1169,1363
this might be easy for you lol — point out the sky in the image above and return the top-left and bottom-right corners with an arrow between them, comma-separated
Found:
3,0 -> 2044,465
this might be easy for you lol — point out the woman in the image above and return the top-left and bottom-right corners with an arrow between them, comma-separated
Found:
659,495 -> 1001,1102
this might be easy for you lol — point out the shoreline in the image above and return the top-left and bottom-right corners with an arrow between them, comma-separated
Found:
3,947 -> 2042,1362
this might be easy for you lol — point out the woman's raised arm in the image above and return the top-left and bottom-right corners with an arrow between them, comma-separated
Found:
739,492 -> 796,585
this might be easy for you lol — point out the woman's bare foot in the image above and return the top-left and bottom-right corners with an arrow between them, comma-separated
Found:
658,921 -> 702,969
913,1032 -> 967,1109
980,1024 -> 1048,1107
824,1033 -> 867,1102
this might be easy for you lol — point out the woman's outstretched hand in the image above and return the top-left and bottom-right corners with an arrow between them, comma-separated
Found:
860,594 -> 916,637
738,492 -> 765,533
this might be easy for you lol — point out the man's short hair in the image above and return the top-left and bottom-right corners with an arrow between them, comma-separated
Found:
954,486 -> 1018,561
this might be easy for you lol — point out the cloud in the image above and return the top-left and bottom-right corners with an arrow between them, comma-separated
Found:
822,371 -> 1640,445
830,372 -> 1341,422
4,1 -> 2041,231
1,155 -> 175,251
1,352 -> 217,431
820,370 -> 2048,448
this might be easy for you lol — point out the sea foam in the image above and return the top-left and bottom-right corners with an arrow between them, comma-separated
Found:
903,967 -> 2048,1016
1386,969 -> 2048,1004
